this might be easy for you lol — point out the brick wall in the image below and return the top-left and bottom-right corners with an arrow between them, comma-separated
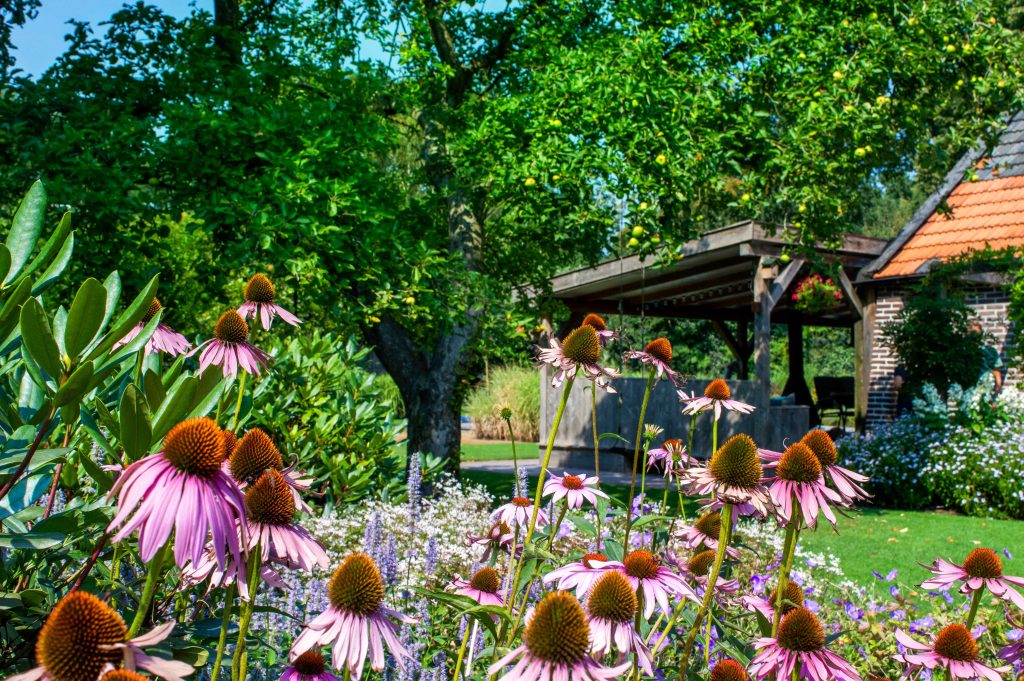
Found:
865,282 -> 1019,429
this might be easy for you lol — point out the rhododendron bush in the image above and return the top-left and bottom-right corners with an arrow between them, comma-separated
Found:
2,182 -> 1023,681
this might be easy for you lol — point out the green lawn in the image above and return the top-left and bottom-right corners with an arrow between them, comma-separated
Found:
461,470 -> 1024,585
461,441 -> 521,461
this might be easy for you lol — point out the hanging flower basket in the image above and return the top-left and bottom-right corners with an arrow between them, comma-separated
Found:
791,274 -> 843,314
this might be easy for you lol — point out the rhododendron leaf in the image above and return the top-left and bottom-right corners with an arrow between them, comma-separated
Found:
567,515 -> 595,535
0,472 -> 51,521
119,383 -> 152,461
64,278 -> 108,359
3,180 -> 45,285
152,375 -> 198,440
87,273 -> 158,362
53,360 -> 93,408
0,276 -> 33,340
0,246 -> 10,284
24,211 -> 72,284
0,532 -> 63,550
30,230 -> 74,297
19,297 -> 62,381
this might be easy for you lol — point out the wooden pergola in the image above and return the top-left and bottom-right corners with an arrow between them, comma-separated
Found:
549,221 -> 887,426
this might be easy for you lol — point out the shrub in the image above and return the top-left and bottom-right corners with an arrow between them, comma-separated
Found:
464,366 -> 539,442
250,332 -> 424,504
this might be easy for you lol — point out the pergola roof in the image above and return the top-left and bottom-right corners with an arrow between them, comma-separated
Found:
551,221 -> 886,327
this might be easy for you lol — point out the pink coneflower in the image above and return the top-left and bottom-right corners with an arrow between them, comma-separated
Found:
768,443 -> 845,530
8,591 -> 193,681
623,337 -> 684,386
740,581 -> 806,622
747,607 -> 861,680
684,434 -> 773,518
468,521 -> 517,562
245,469 -> 329,572
191,310 -> 272,379
920,548 -> 1024,609
582,313 -> 619,345
543,472 -> 608,510
280,651 -> 339,681
536,325 -> 620,393
487,591 -> 631,681
595,549 -> 699,619
674,511 -> 741,558
710,659 -> 749,681
895,624 -> 1011,679
681,549 -> 741,596
114,298 -> 191,357
543,552 -> 618,598
764,431 -> 870,504
586,571 -> 654,675
492,497 -> 548,529
181,548 -> 286,601
108,417 -> 247,569
451,567 -> 505,607
682,378 -> 756,421
229,427 -> 313,513
238,273 -> 301,330
290,553 -> 416,680
648,438 -> 689,480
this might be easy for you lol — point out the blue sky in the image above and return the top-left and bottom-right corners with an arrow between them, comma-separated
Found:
10,0 -> 213,77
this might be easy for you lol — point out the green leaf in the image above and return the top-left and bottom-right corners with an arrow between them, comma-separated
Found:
79,452 -> 114,492
0,448 -> 65,474
0,245 -> 10,284
152,375 -> 197,440
0,472 -> 52,520
20,297 -> 63,380
0,532 -> 63,550
100,271 -> 122,333
143,369 -> 166,409
54,361 -> 94,407
119,384 -> 152,461
4,180 -> 46,285
87,274 -> 158,362
171,646 -> 209,667
0,276 -> 32,340
64,278 -> 108,359
31,231 -> 74,296
24,211 -> 71,279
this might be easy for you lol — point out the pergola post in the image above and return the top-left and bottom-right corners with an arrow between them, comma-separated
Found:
752,259 -> 772,409
782,320 -> 818,424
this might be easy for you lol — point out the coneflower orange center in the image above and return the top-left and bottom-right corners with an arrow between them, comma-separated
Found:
246,469 -> 296,525
644,337 -> 672,363
687,549 -> 716,576
493,521 -> 511,536
36,591 -> 127,681
222,429 -> 238,460
582,552 -> 608,568
582,313 -> 606,331
586,571 -> 637,623
933,623 -> 978,661
469,567 -> 501,594
162,417 -> 226,477
962,548 -> 1003,579
665,438 -> 685,455
801,430 -> 838,467
777,443 -> 822,484
561,475 -> 584,490
214,310 -> 249,344
292,650 -> 327,675
328,553 -> 385,616
230,428 -> 284,484
523,591 -> 590,665
710,659 -> 748,681
776,607 -> 825,652
561,326 -> 601,365
142,298 -> 162,324
704,378 -> 732,401
245,273 -> 276,304
769,581 -> 805,614
511,497 -> 531,508
623,550 -> 660,580
709,434 -> 762,489
694,511 -> 721,538
101,672 -> 150,681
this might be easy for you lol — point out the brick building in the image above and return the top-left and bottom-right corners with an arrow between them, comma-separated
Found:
857,113 -> 1024,428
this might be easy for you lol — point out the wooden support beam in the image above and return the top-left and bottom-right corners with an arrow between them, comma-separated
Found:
836,268 -> 864,319
752,258 -> 772,408
768,258 -> 806,310
711,320 -> 746,361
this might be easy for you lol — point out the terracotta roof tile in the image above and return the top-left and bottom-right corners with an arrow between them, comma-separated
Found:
876,174 -> 1024,277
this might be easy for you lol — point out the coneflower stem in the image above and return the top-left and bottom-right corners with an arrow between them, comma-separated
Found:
505,377 -> 574,627
231,370 -> 248,431
965,589 -> 983,629
232,548 -> 263,681
772,497 -> 802,637
623,368 -> 657,549
677,503 -> 733,678
452,617 -> 473,681
464,620 -> 480,679
128,541 -> 170,637
591,386 -> 602,549
638,438 -> 652,513
210,583 -> 235,681
546,501 -> 568,551
504,417 -> 520,496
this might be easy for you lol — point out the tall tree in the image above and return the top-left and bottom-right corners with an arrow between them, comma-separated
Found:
1,0 -> 1022,468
